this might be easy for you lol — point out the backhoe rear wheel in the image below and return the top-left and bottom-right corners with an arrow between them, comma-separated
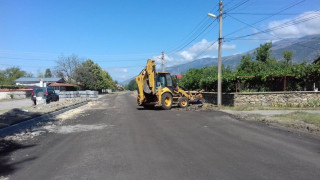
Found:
161,93 -> 173,110
178,97 -> 189,108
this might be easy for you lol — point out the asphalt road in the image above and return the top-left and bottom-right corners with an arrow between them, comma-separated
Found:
2,92 -> 320,180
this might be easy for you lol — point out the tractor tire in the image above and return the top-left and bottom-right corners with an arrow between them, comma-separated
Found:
161,93 -> 173,110
178,97 -> 189,108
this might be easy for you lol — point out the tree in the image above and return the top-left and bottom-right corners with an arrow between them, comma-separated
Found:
74,59 -> 114,91
180,68 -> 203,90
283,50 -> 293,65
37,69 -> 44,78
125,80 -> 138,91
255,42 -> 272,63
44,68 -> 53,78
25,72 -> 34,77
54,54 -> 82,81
0,67 -> 26,85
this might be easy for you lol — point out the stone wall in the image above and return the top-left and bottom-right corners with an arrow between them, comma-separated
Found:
202,92 -> 234,106
202,91 -> 320,107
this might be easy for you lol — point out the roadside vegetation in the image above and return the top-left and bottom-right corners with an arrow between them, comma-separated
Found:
124,79 -> 138,91
0,54 -> 117,92
179,42 -> 320,93
274,112 -> 320,127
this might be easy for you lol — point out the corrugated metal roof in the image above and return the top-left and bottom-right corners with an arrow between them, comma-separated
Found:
15,77 -> 64,82
48,82 -> 75,87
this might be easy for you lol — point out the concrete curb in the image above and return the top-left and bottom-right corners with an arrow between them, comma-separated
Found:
0,101 -> 88,138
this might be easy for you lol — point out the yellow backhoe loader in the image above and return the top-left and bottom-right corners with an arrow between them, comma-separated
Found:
135,59 -> 202,110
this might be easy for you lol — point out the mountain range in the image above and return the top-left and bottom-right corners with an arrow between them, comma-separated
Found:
166,34 -> 320,75
121,34 -> 320,84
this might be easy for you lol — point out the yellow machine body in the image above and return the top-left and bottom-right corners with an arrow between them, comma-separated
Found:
135,59 -> 202,110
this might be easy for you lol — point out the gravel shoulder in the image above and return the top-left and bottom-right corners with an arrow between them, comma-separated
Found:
219,108 -> 320,136
0,98 -> 88,129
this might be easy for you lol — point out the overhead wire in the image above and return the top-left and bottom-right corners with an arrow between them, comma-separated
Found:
226,9 -> 320,41
187,0 -> 250,61
0,56 -> 153,63
224,0 -> 251,13
227,12 -> 316,15
225,13 -> 320,51
223,0 -> 306,38
165,5 -> 220,55
168,19 -> 218,55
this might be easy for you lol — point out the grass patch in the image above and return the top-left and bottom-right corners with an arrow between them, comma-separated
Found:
213,104 -> 320,111
274,112 -> 320,127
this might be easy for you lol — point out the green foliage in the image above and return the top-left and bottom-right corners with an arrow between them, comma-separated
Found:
44,68 -> 53,78
283,50 -> 293,65
125,80 -> 138,91
74,59 -> 114,91
179,65 -> 236,92
0,85 -> 25,89
25,72 -> 34,77
179,42 -> 320,92
307,100 -> 320,107
255,42 -> 272,63
180,68 -> 203,90
0,67 -> 26,85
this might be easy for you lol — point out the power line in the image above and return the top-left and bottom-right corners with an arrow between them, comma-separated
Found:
226,11 -> 320,41
224,0 -> 251,13
0,56 -> 151,63
223,0 -> 306,38
0,63 -> 145,69
224,36 -> 320,41
165,5 -> 220,54
191,40 -> 219,61
227,12 -> 317,15
225,13 -> 320,51
168,19 -> 218,55
178,0 -> 250,62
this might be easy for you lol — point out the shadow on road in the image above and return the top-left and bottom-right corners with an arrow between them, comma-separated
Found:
0,108 -> 43,129
0,139 -> 37,176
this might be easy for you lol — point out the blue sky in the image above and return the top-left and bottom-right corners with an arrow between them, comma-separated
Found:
1,0 -> 320,82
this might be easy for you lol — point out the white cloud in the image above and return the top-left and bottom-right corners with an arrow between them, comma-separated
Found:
107,68 -> 128,73
177,39 -> 236,61
267,11 -> 320,38
150,39 -> 236,68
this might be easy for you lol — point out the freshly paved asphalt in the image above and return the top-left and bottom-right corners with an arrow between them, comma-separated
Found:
2,92 -> 320,180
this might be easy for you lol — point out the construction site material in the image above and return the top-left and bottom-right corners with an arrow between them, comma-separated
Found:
59,91 -> 98,98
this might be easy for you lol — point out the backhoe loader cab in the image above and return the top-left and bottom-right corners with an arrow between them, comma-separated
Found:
136,59 -> 202,110
156,73 -> 172,88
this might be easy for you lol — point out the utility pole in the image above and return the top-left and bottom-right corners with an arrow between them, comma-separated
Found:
217,1 -> 223,106
161,51 -> 165,72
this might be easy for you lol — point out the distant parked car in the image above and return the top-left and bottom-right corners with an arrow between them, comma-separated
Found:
31,87 -> 59,105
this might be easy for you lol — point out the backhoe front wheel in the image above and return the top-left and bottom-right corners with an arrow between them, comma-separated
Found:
161,93 -> 173,110
178,97 -> 189,108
